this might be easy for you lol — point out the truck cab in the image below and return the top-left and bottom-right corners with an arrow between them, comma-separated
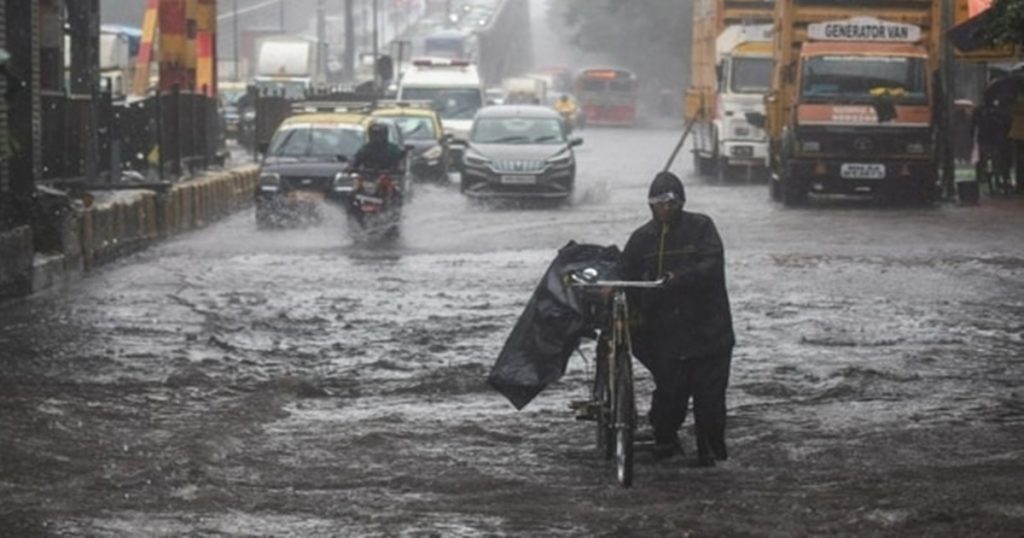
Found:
713,24 -> 774,178
766,2 -> 942,206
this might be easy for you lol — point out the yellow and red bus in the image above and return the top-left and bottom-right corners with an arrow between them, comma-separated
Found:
575,68 -> 638,127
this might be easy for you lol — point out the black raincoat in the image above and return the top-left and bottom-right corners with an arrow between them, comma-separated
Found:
488,241 -> 620,410
620,175 -> 735,361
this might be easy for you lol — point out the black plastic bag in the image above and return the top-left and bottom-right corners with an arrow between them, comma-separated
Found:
488,241 -> 621,410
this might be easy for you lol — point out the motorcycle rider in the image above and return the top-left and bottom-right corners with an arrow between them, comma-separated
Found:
619,171 -> 735,466
554,94 -> 579,130
352,122 -> 406,173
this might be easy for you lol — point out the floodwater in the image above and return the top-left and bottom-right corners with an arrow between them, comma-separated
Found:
2,127 -> 1024,536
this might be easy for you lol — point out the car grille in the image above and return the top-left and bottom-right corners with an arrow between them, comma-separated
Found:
491,159 -> 547,173
281,176 -> 332,190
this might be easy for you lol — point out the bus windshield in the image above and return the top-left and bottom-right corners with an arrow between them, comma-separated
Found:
801,55 -> 927,104
400,88 -> 482,120
730,57 -> 772,94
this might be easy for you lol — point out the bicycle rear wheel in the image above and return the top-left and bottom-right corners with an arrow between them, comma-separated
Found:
613,351 -> 635,488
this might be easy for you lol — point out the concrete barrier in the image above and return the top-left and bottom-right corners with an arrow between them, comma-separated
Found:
25,166 -> 259,296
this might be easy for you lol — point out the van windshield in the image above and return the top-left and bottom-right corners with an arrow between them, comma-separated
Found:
801,55 -> 927,104
268,126 -> 364,159
401,88 -> 482,120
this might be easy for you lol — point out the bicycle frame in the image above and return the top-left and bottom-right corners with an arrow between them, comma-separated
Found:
573,276 -> 664,488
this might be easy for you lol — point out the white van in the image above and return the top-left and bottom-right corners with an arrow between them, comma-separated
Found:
397,58 -> 485,140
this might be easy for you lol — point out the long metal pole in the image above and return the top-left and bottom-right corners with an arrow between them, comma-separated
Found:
372,0 -> 379,87
233,0 -> 240,81
941,0 -> 956,199
343,0 -> 355,81
279,0 -> 285,33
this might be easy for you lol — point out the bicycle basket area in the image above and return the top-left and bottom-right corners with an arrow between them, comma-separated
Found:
488,241 -> 622,410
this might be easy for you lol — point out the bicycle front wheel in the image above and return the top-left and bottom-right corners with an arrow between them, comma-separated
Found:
614,352 -> 635,488
594,339 -> 614,460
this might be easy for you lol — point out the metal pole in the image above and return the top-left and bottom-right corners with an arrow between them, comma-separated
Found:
279,0 -> 285,33
233,0 -> 240,81
372,0 -> 379,87
344,0 -> 355,81
317,0 -> 326,83
941,0 -> 956,199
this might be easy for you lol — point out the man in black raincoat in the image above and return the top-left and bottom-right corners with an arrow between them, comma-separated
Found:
620,171 -> 734,466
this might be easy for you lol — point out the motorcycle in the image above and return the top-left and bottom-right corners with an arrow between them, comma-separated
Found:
346,167 -> 404,240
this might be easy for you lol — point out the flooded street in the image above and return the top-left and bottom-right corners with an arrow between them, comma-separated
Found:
2,127 -> 1024,536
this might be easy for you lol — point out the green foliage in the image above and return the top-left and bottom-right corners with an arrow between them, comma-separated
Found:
548,0 -> 693,86
980,0 -> 1024,47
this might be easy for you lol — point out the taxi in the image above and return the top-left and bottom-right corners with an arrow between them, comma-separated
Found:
371,101 -> 451,183
255,107 -> 409,228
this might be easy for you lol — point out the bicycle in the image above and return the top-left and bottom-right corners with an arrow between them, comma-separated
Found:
570,269 -> 665,488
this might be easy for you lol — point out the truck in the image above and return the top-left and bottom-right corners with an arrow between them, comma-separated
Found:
685,0 -> 775,181
253,35 -> 327,100
763,0 -> 942,205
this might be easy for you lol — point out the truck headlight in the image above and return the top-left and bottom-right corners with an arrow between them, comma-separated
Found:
259,173 -> 280,191
801,141 -> 821,153
906,142 -> 926,154
734,125 -> 751,137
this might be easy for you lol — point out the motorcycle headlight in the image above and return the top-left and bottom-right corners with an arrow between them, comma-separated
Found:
259,173 -> 280,191
333,172 -> 354,192
801,141 -> 821,153
421,145 -> 444,161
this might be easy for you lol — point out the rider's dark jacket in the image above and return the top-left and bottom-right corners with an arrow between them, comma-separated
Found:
620,184 -> 734,360
352,141 -> 405,171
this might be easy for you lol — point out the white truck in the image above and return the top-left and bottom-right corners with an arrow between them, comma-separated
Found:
686,0 -> 775,181
253,35 -> 327,99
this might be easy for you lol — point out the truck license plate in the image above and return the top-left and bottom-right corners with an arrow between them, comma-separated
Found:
840,163 -> 885,179
500,175 -> 536,185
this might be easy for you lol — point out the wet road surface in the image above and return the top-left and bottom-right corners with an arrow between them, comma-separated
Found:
2,127 -> 1024,536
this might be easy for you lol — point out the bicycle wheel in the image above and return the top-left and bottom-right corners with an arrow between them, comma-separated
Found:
593,339 -> 614,460
613,350 -> 635,488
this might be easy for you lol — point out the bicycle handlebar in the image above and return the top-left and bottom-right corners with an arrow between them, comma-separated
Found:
571,278 -> 667,289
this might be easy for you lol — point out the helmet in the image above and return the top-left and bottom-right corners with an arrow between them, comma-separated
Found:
368,122 -> 389,144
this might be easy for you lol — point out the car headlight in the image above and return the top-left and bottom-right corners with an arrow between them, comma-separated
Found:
464,152 -> 491,167
259,172 -> 280,191
243,109 -> 256,121
906,142 -> 926,154
421,145 -> 444,161
801,141 -> 821,152
546,152 -> 573,167
333,172 -> 354,192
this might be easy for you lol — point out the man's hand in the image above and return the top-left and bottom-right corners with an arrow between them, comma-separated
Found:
661,271 -> 683,287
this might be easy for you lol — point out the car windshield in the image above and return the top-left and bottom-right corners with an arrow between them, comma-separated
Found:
470,117 -> 566,145
380,116 -> 436,140
730,57 -> 772,94
400,88 -> 482,120
801,55 -> 927,104
267,126 -> 364,158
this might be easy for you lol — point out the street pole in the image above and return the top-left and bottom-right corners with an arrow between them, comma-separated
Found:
344,0 -> 355,82
233,0 -> 240,81
279,0 -> 285,33
317,0 -> 326,85
941,0 -> 956,199
373,0 -> 379,88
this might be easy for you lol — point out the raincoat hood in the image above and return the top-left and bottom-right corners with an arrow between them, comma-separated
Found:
648,172 -> 686,203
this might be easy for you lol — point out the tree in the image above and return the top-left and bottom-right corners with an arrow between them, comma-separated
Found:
548,0 -> 694,89
980,0 -> 1024,48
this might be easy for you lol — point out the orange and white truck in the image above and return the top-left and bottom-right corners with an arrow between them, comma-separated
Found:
685,0 -> 775,181
763,0 -> 942,205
